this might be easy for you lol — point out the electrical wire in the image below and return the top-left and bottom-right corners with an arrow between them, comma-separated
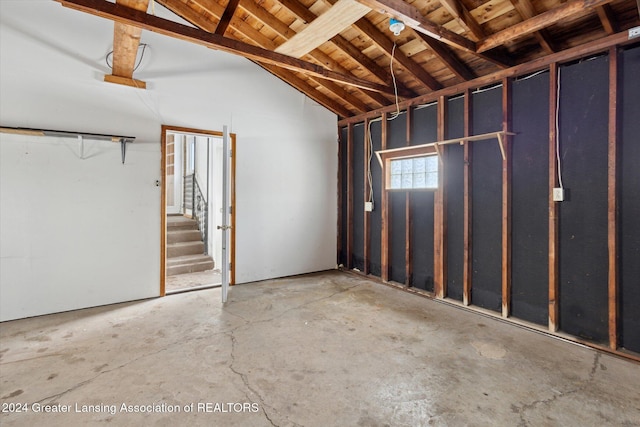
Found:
105,43 -> 149,72
472,83 -> 502,94
515,69 -> 548,82
389,42 -> 401,119
365,41 -> 402,206
555,67 -> 564,189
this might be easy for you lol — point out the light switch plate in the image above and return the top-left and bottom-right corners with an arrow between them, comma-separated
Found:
553,188 -> 565,202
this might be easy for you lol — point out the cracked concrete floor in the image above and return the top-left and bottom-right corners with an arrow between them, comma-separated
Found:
1,271 -> 639,426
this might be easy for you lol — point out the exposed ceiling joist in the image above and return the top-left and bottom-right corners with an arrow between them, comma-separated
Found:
330,37 -> 396,87
414,31 -> 475,81
160,0 -> 391,110
260,64 -> 354,117
354,17 -> 443,91
56,0 -> 400,95
438,0 -> 485,40
353,0 -> 509,67
508,0 -> 556,54
106,0 -> 149,87
596,5 -> 618,35
477,0 -> 616,53
339,30 -> 635,125
273,0 -> 410,92
275,0 -> 371,58
156,0 -> 271,48
214,0 -> 241,36
232,0 -> 397,107
189,0 -> 224,17
354,0 -> 476,52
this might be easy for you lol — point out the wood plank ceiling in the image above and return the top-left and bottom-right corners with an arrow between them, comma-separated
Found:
57,0 -> 640,118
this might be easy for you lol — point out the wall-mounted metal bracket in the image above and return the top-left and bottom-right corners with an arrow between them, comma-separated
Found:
119,137 -> 134,164
0,126 -> 136,165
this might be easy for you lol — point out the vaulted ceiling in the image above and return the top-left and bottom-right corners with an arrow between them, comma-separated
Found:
57,0 -> 640,118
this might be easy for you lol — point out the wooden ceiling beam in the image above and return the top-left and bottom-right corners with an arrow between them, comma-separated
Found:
164,0 -> 380,112
240,0 -> 396,105
189,0 -> 225,17
478,0 -> 616,53
354,0 -> 476,52
414,31 -> 475,81
273,0 -> 406,90
56,0 -> 400,95
438,0 -> 485,41
353,0 -> 509,67
596,5 -> 618,35
215,0 -> 241,36
260,64 -> 355,117
275,0 -> 370,58
240,0 -> 298,40
330,36 -> 395,86
310,79 -> 372,112
302,51 -> 391,106
156,0 -> 274,47
508,0 -> 556,54
339,30 -> 634,126
354,17 -> 443,90
107,0 -> 149,86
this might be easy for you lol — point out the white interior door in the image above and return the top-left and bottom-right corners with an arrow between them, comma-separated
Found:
166,136 -> 182,214
220,125 -> 231,303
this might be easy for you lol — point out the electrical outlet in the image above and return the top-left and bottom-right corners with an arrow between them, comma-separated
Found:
365,201 -> 374,212
629,26 -> 640,39
553,188 -> 565,202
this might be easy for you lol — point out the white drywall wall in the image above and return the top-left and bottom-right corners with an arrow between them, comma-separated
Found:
0,134 -> 161,320
0,1 -> 337,321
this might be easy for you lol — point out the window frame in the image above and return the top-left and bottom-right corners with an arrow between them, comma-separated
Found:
385,153 -> 440,191
377,144 -> 439,192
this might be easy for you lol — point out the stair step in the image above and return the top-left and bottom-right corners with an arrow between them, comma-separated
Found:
167,241 -> 205,258
167,216 -> 198,231
167,253 -> 212,266
167,229 -> 202,244
167,254 -> 215,276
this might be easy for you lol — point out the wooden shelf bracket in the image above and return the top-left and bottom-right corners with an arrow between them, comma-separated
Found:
375,130 -> 515,166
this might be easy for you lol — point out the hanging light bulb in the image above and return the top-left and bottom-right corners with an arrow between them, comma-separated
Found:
389,18 -> 406,36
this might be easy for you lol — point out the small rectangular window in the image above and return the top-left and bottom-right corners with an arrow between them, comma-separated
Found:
387,155 -> 438,190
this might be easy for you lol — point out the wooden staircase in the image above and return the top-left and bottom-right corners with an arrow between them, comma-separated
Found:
167,215 -> 214,276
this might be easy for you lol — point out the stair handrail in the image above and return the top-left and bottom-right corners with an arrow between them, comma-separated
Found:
192,175 -> 208,255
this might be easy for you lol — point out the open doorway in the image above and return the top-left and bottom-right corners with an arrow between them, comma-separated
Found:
160,126 -> 235,295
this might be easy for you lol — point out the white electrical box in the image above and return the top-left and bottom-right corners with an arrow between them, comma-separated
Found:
365,202 -> 374,212
553,188 -> 565,202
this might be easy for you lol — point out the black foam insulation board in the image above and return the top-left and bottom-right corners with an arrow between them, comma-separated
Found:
388,113 -> 408,284
511,71 -> 550,326
352,123 -> 365,271
558,55 -> 609,343
369,120 -> 382,277
445,96 -> 465,301
471,86 -> 503,312
410,104 -> 438,291
620,45 -> 640,352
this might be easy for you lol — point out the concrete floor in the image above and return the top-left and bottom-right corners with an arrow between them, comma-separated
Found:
1,271 -> 638,427
165,269 -> 222,294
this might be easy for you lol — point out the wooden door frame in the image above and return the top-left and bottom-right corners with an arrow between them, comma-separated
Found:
160,125 -> 236,296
